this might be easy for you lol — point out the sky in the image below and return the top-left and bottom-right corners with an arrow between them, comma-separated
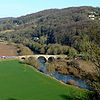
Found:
0,0 -> 100,18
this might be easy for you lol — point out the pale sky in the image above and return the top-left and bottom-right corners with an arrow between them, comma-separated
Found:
0,0 -> 100,18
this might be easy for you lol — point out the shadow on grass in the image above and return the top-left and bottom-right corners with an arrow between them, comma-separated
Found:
60,95 -> 81,100
18,61 -> 26,64
7,98 -> 17,100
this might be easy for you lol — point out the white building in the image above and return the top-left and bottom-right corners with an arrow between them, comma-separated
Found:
88,12 -> 96,20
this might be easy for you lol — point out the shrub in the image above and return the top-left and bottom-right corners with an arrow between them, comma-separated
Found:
24,57 -> 41,69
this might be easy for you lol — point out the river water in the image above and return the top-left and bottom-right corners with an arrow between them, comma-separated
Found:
38,58 -> 91,90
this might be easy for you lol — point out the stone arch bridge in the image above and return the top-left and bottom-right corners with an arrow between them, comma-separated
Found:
16,55 -> 68,61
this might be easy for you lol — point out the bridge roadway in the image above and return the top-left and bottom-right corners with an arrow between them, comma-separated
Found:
0,55 -> 68,61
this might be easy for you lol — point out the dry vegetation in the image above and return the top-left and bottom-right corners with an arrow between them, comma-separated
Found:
0,30 -> 14,34
0,43 -> 18,56
0,41 -> 33,56
46,59 -> 98,80
17,44 -> 33,55
75,60 -> 97,73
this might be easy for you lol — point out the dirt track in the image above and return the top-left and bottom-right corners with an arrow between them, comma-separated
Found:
0,44 -> 18,56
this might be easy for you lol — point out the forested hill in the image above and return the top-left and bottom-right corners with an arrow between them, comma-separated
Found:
0,6 -> 100,55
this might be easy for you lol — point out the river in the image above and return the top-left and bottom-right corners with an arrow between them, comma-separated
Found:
37,57 -> 91,90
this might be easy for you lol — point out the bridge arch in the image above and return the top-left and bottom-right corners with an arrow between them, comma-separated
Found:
37,56 -> 47,63
48,57 -> 55,63
21,57 -> 26,60
56,57 -> 62,60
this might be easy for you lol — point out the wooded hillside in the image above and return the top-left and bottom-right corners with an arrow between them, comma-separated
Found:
0,6 -> 100,56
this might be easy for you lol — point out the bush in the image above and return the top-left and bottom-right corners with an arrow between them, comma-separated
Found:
17,44 -> 33,55
24,57 -> 41,69
67,48 -> 77,59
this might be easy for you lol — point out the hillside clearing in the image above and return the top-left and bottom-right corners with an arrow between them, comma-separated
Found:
0,43 -> 18,56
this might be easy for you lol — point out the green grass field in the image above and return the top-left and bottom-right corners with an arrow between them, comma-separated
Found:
0,60 -> 92,100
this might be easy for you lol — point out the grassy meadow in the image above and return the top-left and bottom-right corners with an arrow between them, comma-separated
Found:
0,60 -> 92,100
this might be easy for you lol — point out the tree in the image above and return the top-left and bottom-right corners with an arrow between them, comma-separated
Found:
77,34 -> 100,69
77,33 -> 100,97
67,47 -> 77,59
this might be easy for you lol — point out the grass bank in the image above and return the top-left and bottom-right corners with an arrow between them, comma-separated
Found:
0,60 -> 92,100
